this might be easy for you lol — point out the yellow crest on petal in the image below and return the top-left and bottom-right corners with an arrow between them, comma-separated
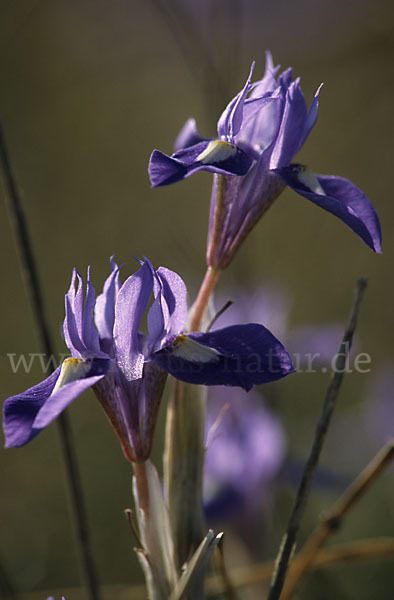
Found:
51,357 -> 91,395
196,140 -> 237,165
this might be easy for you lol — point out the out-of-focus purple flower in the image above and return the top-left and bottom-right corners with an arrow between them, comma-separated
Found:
204,286 -> 350,527
287,323 -> 348,366
204,386 -> 286,521
3,259 -> 293,459
212,284 -> 344,370
149,53 -> 381,268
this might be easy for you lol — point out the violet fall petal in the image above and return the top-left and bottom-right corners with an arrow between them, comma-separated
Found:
276,165 -> 382,253
33,357 -> 109,429
149,140 -> 253,187
3,366 -> 62,447
151,324 -> 294,391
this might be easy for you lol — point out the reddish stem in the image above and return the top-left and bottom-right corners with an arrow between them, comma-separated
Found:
188,266 -> 221,332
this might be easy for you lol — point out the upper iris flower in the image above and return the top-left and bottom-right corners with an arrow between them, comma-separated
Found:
3,257 -> 293,460
149,53 -> 381,268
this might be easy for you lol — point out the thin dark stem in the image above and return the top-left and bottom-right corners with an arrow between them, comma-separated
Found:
206,300 -> 233,332
0,123 -> 99,600
281,441 -> 394,599
124,508 -> 144,550
267,277 -> 368,600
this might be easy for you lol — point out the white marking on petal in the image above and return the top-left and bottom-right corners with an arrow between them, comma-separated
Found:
196,140 -> 237,165
51,358 -> 91,395
171,335 -> 220,363
297,167 -> 326,196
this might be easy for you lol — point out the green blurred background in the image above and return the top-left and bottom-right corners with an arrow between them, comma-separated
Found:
1,0 -> 394,598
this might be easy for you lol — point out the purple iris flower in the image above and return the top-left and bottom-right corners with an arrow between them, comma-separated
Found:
204,386 -> 286,523
3,258 -> 293,460
149,53 -> 381,267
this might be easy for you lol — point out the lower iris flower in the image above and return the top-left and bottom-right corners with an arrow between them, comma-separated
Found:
149,52 -> 381,268
3,257 -> 294,461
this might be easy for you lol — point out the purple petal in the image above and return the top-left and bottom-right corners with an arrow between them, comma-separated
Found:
174,118 -> 205,151
64,270 -> 86,357
3,366 -> 62,447
82,267 -> 103,355
145,262 -> 188,353
250,51 -> 280,97
146,260 -> 169,351
269,79 -> 308,168
33,357 -> 109,429
237,94 -> 278,142
217,62 -> 255,141
278,67 -> 293,89
95,258 -> 121,345
64,268 -> 107,358
157,266 -> 187,336
276,165 -> 382,253
151,324 -> 294,391
114,262 -> 153,381
149,140 -> 252,187
297,83 -> 323,151
149,150 -> 188,187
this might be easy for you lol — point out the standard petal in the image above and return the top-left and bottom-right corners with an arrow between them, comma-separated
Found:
276,165 -> 382,253
146,260 -> 169,352
269,78 -> 308,168
149,140 -> 253,187
174,118 -> 205,151
237,94 -> 278,146
94,257 -> 121,347
297,83 -> 323,151
64,269 -> 86,357
82,267 -> 103,356
249,51 -> 280,98
3,366 -> 62,447
151,324 -> 294,391
33,357 -> 109,429
217,62 -> 255,141
114,261 -> 153,381
157,266 -> 187,336
145,261 -> 188,354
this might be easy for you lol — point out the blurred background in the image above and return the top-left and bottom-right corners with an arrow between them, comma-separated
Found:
1,0 -> 394,598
